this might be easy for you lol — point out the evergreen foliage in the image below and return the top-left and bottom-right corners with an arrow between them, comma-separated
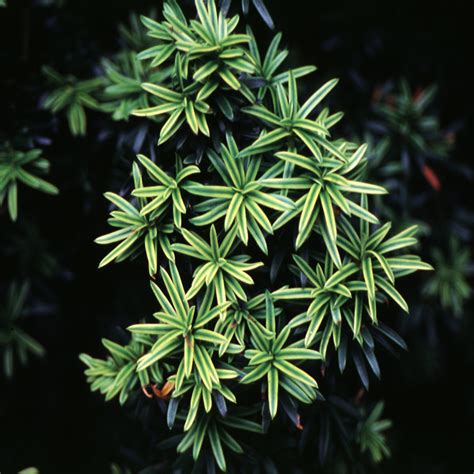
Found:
77,1 -> 431,470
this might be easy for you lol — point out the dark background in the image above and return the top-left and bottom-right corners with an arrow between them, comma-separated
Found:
1,0 -> 473,473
